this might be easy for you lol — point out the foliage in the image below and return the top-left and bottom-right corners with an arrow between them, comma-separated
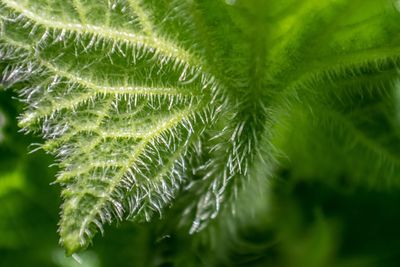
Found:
1,0 -> 400,266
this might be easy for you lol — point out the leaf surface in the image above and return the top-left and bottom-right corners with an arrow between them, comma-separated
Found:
1,0 -> 400,253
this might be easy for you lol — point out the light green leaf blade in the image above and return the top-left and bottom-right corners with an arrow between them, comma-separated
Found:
0,0 -> 217,253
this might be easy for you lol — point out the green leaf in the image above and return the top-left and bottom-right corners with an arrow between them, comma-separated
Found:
1,0 -> 400,254
0,0 -> 217,253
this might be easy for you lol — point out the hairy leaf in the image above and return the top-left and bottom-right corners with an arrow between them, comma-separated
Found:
1,0 -> 400,254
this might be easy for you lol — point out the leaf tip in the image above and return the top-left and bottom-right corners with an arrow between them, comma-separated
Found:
61,234 -> 85,256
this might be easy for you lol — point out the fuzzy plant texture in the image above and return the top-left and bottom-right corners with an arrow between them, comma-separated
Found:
1,0 -> 400,255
